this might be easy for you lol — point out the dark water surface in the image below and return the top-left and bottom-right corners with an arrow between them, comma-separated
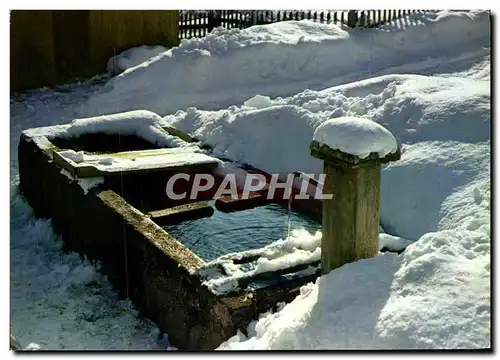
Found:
163,202 -> 320,261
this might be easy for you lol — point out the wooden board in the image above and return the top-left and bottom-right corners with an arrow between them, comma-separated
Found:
148,201 -> 214,226
53,147 -> 219,178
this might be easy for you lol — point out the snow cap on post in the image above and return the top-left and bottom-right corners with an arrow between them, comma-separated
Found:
311,117 -> 401,167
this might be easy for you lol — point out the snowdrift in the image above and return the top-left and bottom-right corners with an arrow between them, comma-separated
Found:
10,83 -> 170,350
83,10 -> 490,116
10,9 -> 490,350
164,64 -> 490,240
163,49 -> 490,349
218,221 -> 490,349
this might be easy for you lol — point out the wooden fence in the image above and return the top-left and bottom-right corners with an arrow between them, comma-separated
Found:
11,10 -> 179,92
179,10 -> 433,40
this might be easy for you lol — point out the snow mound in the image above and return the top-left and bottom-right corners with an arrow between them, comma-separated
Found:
312,117 -> 398,159
380,141 -> 490,240
10,188 -> 168,350
83,10 -> 490,116
107,45 -> 169,75
57,110 -> 191,149
199,229 -> 321,295
165,105 -> 323,173
379,233 -> 414,252
164,67 -> 490,241
218,203 -> 490,349
213,48 -> 490,349
200,228 -> 413,295
164,70 -> 490,173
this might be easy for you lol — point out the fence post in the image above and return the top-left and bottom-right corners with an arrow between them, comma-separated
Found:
207,11 -> 214,32
310,119 -> 401,274
208,10 -> 222,32
347,10 -> 358,27
359,11 -> 366,27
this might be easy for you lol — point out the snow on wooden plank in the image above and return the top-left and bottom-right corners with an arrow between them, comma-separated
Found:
53,148 -> 220,178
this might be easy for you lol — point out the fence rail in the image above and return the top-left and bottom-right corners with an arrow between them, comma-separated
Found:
179,10 -> 432,40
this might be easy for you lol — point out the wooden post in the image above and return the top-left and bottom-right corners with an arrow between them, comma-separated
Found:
208,10 -> 222,32
347,10 -> 358,28
310,140 -> 401,274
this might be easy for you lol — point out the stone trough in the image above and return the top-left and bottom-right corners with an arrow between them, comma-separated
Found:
18,121 -> 323,350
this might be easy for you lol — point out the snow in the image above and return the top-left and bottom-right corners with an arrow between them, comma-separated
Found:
11,81 -> 172,350
10,9 -> 490,350
198,229 -> 322,295
58,110 -> 191,149
107,45 -> 169,75
60,168 -> 104,195
82,10 -> 489,117
77,177 -> 105,195
243,95 -> 274,109
380,141 -> 490,240
200,229 -> 413,295
57,148 -> 219,174
218,223 -> 490,349
27,109 -> 219,175
59,150 -> 85,163
163,68 -> 490,241
312,116 -> 398,159
163,62 -> 490,173
379,233 -> 414,252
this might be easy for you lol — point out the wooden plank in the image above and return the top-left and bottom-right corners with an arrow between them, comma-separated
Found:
148,201 -> 214,225
52,150 -> 84,178
91,147 -> 200,159
53,148 -> 220,178
215,193 -> 270,213
162,125 -> 199,143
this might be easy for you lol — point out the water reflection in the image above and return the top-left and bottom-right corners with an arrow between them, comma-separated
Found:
163,203 -> 320,261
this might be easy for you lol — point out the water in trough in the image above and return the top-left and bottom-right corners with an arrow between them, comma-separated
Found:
162,202 -> 320,261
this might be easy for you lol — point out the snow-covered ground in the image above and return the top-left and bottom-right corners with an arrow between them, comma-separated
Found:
10,81 -> 176,350
83,11 -> 489,116
10,9 -> 490,350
